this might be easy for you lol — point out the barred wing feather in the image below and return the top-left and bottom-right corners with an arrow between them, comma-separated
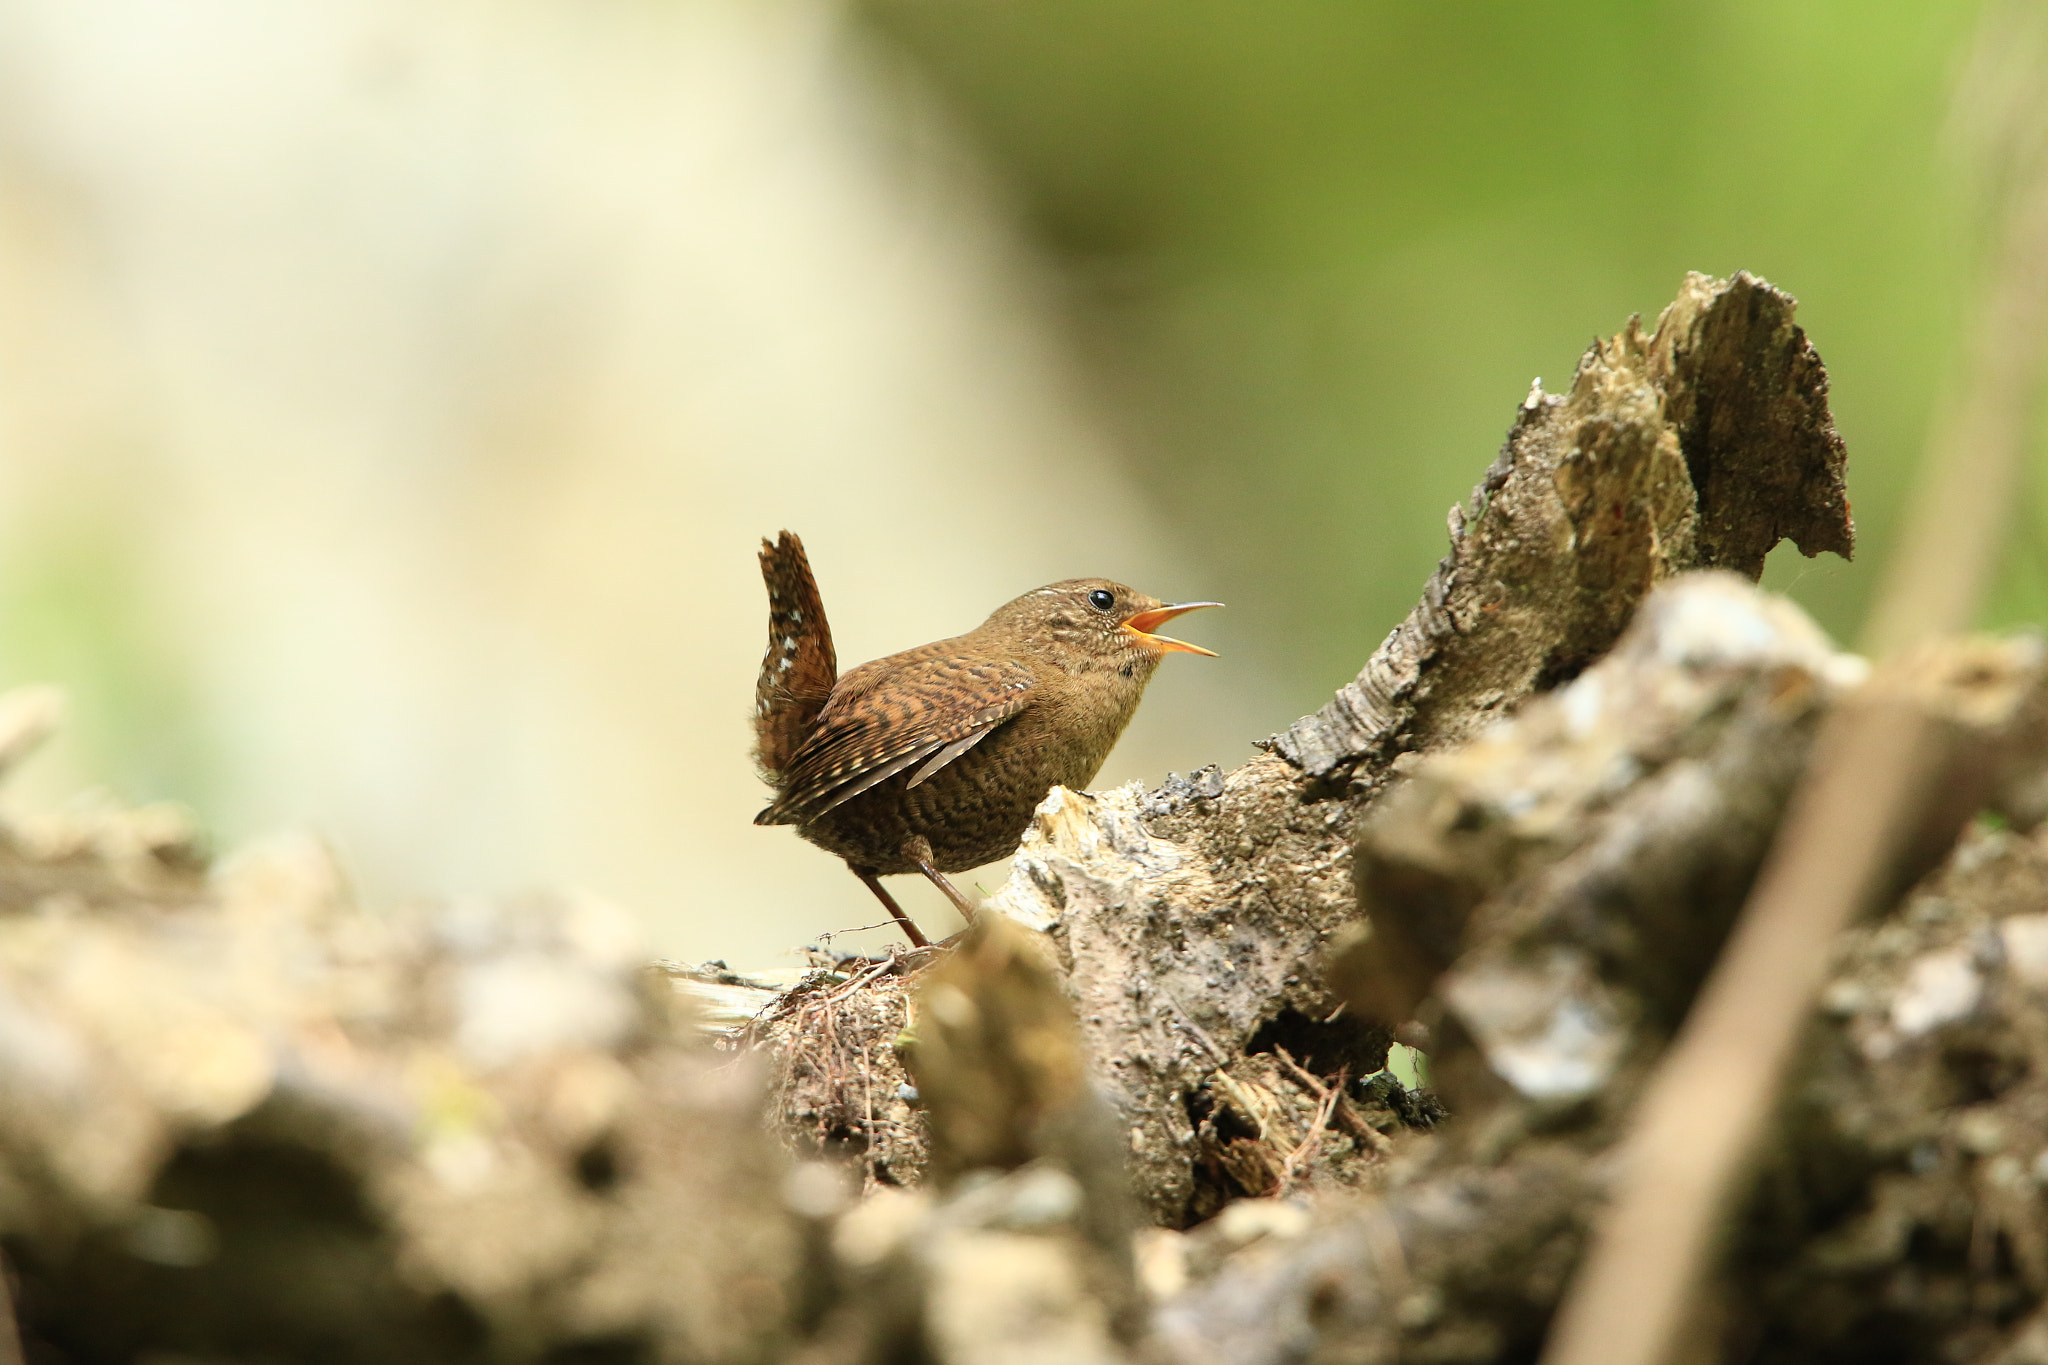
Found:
754,651 -> 1034,825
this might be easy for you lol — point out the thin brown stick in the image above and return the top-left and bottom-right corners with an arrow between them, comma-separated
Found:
1541,11 -> 2048,1363
1273,1046 -> 1393,1156
812,917 -> 919,942
822,950 -> 903,1005
1280,1081 -> 1341,1191
859,1034 -> 876,1195
1540,697 -> 1951,1365
1863,6 -> 2048,658
854,868 -> 930,948
0,1248 -> 24,1365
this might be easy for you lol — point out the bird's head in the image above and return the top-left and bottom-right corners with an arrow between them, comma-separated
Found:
984,579 -> 1221,676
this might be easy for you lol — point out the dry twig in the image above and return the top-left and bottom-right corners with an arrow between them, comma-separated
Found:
0,1255 -> 23,1365
1273,1046 -> 1392,1157
1542,11 -> 2048,1363
1279,1081 -> 1342,1191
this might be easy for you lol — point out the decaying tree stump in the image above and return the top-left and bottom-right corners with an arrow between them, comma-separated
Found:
5,271 -> 2047,1363
751,269 -> 1857,1227
1150,593 -> 2048,1365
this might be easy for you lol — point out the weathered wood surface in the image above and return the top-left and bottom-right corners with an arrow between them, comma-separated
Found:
756,270 -> 1858,1228
10,274 -> 2047,1363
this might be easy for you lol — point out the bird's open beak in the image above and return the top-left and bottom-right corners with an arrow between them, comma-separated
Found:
1121,602 -> 1223,657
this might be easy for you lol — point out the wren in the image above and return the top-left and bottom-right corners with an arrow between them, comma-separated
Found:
752,531 -> 1219,948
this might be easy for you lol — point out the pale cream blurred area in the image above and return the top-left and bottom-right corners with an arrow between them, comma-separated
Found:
0,0 -> 1281,965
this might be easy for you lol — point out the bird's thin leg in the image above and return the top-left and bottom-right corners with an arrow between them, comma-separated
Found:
905,836 -> 978,923
852,866 -> 930,949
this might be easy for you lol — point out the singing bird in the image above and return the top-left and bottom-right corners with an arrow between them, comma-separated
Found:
753,532 -> 1219,947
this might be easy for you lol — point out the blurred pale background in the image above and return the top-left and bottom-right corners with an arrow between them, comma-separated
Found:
0,0 -> 2039,967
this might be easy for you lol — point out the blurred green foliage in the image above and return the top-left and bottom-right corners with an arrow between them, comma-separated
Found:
861,0 -> 2037,714
0,506 -> 216,812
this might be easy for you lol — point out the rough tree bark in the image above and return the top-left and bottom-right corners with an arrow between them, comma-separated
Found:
11,272 -> 2047,1364
0,723 -> 802,1362
754,269 -> 1856,1227
1150,593 -> 2048,1365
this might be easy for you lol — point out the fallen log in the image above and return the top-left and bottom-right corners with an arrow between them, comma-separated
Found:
17,272 -> 2041,1364
751,270 -> 1856,1228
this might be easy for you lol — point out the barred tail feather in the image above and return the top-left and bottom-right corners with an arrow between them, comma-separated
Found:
754,531 -> 838,781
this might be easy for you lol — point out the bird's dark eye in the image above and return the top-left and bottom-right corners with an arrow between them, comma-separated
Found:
1088,589 -> 1116,613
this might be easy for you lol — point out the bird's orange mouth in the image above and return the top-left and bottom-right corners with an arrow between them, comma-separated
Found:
1121,602 -> 1223,656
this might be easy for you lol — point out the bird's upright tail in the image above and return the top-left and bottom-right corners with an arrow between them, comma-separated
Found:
753,531 -> 838,789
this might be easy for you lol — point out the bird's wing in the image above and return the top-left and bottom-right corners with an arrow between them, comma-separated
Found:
905,728 -> 996,788
754,651 -> 1035,825
753,531 -> 838,779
